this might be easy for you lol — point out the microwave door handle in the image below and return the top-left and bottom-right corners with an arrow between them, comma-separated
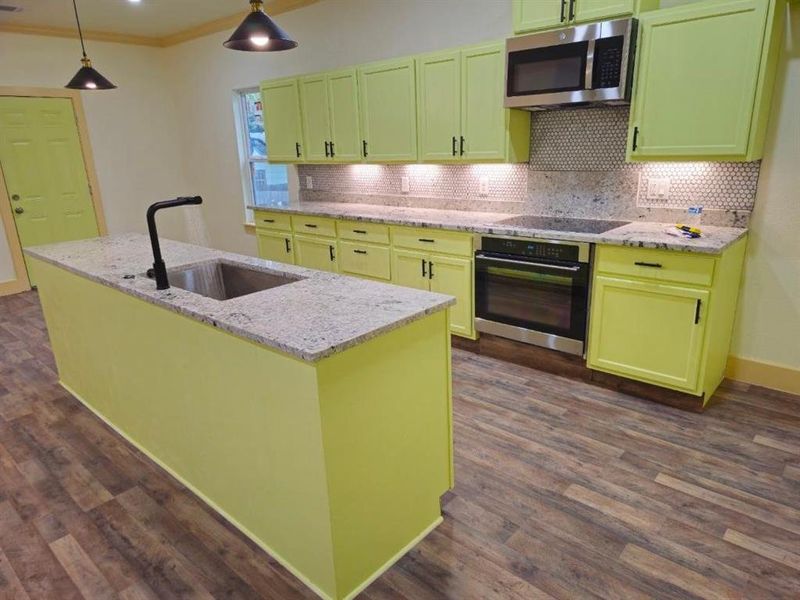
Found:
585,38 -> 596,90
477,254 -> 581,272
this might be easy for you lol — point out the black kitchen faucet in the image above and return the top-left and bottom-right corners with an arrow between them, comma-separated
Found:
146,196 -> 203,290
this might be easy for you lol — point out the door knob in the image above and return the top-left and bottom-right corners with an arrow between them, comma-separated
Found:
14,207 -> 24,214
11,194 -> 20,201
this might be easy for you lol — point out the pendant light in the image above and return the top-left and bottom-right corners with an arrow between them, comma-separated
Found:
224,0 -> 298,52
66,0 -> 117,90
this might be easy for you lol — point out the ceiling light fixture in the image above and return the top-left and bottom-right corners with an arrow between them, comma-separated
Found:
224,0 -> 297,52
65,0 -> 116,90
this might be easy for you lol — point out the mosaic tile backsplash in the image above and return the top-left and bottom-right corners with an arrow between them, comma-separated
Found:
297,107 -> 760,226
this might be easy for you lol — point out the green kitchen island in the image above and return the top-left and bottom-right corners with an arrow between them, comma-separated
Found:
26,234 -> 455,600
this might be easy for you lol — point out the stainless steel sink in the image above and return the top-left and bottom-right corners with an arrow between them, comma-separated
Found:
167,260 -> 301,301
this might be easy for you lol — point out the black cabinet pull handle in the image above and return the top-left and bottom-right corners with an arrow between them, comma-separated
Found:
694,299 -> 702,324
418,238 -> 435,243
324,141 -> 330,157
295,142 -> 301,158
329,245 -> 335,261
459,136 -> 465,156
568,0 -> 575,21
329,141 -> 335,157
353,229 -> 367,234
632,127 -> 639,152
353,249 -> 367,255
429,261 -> 434,279
262,218 -> 275,223
634,261 -> 662,268
452,136 -> 458,156
421,259 -> 427,278
284,238 -> 291,253
362,140 -> 368,157
560,0 -> 566,21
304,223 -> 318,229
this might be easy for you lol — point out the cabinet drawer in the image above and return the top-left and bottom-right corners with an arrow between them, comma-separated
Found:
595,245 -> 716,287
337,220 -> 390,244
291,215 -> 337,238
254,210 -> 292,232
390,226 -> 473,257
339,241 -> 391,280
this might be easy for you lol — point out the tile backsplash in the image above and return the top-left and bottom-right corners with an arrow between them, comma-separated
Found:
297,107 -> 760,227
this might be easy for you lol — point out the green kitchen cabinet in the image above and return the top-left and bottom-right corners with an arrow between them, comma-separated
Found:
294,234 -> 339,273
392,249 -> 430,291
260,78 -> 304,162
257,230 -> 295,265
428,255 -> 474,339
358,58 -> 418,162
299,74 -> 331,162
416,51 -> 462,162
627,0 -> 785,161
512,0 -> 565,33
327,69 -> 362,162
512,0 -> 658,33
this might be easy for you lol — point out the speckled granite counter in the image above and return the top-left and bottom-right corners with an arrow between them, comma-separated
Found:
250,202 -> 747,254
25,233 -> 455,362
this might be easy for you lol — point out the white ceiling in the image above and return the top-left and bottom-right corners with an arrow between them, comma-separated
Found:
0,0 -> 287,38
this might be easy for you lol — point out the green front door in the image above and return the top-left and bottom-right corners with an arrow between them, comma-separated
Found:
327,69 -> 362,162
461,43 -> 507,162
299,74 -> 331,162
416,51 -> 461,162
0,97 -> 99,281
260,78 -> 304,162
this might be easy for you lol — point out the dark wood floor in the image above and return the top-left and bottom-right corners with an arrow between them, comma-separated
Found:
1,291 -> 799,599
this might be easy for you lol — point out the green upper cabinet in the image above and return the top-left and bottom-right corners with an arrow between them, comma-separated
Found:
358,58 -> 418,162
513,0 -> 659,33
416,51 -> 461,162
260,78 -> 304,162
299,74 -> 331,162
416,43 -> 530,164
628,0 -> 784,161
327,69 -> 362,162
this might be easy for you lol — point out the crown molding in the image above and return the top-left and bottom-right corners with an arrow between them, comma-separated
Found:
0,0 -> 319,49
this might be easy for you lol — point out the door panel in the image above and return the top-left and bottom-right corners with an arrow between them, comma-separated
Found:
574,0 -> 635,23
260,79 -> 304,162
327,69 -> 362,162
628,0 -> 768,159
513,0 -> 565,33
391,248 -> 429,291
416,51 -> 461,162
358,59 -> 418,162
587,276 -> 709,393
461,44 -> 507,162
299,75 -> 331,162
429,255 -> 474,339
294,235 -> 338,273
0,97 -> 99,281
256,231 -> 295,265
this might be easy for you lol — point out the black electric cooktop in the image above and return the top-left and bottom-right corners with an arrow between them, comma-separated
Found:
497,215 -> 630,234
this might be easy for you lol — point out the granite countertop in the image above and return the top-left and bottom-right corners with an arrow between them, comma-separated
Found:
250,202 -> 747,254
25,234 -> 455,363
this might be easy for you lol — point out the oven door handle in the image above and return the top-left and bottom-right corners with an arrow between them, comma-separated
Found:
476,254 -> 581,272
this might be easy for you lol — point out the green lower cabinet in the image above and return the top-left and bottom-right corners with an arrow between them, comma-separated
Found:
628,0 -> 784,161
294,235 -> 339,273
392,249 -> 430,291
588,276 -> 708,392
256,230 -> 295,264
338,241 -> 391,281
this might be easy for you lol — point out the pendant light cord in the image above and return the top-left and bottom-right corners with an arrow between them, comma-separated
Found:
71,0 -> 88,58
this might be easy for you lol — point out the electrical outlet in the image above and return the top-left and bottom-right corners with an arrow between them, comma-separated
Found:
479,176 -> 489,197
305,176 -> 313,190
646,177 -> 670,200
401,176 -> 410,193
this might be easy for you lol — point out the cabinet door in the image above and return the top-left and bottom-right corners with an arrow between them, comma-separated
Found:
461,43 -> 507,162
294,235 -> 338,273
260,79 -> 304,162
628,0 -> 768,160
429,255 -> 474,339
256,231 -> 295,265
299,74 -> 331,162
512,0 -> 566,33
391,249 -> 430,291
416,51 -> 461,162
327,69 -> 362,162
358,59 -> 418,162
574,0 -> 635,23
587,276 -> 709,393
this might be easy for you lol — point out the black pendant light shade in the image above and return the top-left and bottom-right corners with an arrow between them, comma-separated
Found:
66,0 -> 116,90
224,0 -> 298,52
66,56 -> 117,90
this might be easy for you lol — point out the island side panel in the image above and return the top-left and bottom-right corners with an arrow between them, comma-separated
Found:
315,310 -> 453,600
31,259 -> 339,599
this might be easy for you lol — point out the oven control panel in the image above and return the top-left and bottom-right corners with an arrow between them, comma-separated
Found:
479,237 -> 586,263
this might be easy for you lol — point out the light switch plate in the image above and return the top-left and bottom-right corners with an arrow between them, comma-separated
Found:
305,176 -> 313,190
647,177 -> 670,200
479,177 -> 489,197
401,177 -> 410,193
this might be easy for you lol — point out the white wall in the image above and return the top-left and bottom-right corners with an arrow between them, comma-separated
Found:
0,32 -> 194,284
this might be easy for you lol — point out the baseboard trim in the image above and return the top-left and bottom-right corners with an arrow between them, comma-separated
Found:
0,278 -> 30,297
726,356 -> 800,395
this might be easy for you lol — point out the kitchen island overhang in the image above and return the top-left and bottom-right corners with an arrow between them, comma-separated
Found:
26,234 -> 455,600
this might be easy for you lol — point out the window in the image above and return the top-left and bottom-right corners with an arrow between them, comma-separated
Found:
236,89 -> 289,219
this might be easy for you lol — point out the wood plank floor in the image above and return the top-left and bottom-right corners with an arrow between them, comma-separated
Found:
1,291 -> 799,599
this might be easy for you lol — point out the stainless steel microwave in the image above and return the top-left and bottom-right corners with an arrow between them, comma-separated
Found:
504,18 -> 637,110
